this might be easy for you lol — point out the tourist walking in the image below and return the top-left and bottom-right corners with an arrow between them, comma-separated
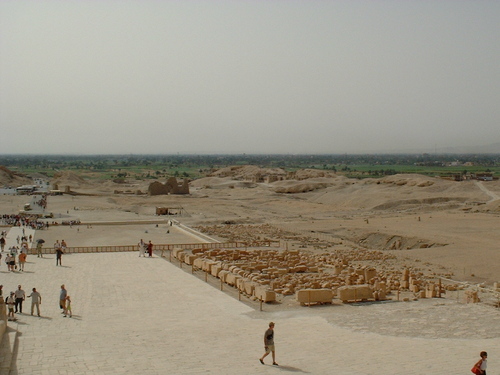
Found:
14,285 -> 25,313
259,322 -> 278,366
147,240 -> 153,257
56,244 -> 64,266
36,241 -> 43,257
6,253 -> 15,272
63,295 -> 72,317
472,351 -> 488,375
0,236 -> 5,252
10,246 -> 18,260
27,288 -> 42,317
59,285 -> 67,313
138,239 -> 145,257
19,251 -> 27,271
6,292 -> 16,321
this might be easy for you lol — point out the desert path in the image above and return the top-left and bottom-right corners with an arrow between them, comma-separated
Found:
474,180 -> 500,202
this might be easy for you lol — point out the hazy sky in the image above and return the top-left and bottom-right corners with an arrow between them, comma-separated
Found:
1,1 -> 499,155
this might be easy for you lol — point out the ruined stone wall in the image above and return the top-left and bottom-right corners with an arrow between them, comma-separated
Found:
148,178 -> 189,195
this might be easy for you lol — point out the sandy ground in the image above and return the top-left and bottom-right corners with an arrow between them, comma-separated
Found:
1,172 -> 500,373
2,174 -> 499,285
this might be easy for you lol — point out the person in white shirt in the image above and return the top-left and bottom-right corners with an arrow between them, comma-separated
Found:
6,292 -> 16,321
138,239 -> 145,257
27,288 -> 42,317
473,351 -> 488,375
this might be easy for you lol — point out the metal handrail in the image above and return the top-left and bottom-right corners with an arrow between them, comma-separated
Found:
31,240 -> 281,254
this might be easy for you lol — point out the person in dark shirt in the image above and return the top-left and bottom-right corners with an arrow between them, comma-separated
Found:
259,322 -> 278,366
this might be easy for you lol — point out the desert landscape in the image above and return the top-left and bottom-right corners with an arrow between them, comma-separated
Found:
1,163 -> 500,373
2,164 -> 499,294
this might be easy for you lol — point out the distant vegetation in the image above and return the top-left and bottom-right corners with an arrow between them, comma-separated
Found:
0,153 -> 498,181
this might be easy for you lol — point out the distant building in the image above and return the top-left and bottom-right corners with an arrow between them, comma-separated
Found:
148,177 -> 189,195
155,207 -> 184,215
472,173 -> 494,181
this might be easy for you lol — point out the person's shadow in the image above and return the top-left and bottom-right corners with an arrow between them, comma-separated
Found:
267,364 -> 310,373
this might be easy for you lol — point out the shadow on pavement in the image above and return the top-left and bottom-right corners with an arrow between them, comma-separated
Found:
274,365 -> 310,373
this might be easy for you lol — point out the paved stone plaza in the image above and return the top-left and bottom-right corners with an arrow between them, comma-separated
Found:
0,229 -> 498,374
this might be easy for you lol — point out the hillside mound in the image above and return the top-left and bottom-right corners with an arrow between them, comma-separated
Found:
51,171 -> 87,188
190,176 -> 257,189
0,165 -> 31,186
377,174 -> 436,187
208,165 -> 287,180
271,177 -> 339,193
293,169 -> 337,180
303,174 -> 488,212
207,166 -> 339,182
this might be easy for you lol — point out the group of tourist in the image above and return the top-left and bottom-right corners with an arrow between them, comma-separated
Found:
0,214 -> 47,230
2,284 -> 42,320
138,239 -> 154,257
53,240 -> 67,266
1,234 -> 29,272
3,250 -> 28,272
33,195 -> 47,209
61,219 -> 81,226
1,284 -> 72,320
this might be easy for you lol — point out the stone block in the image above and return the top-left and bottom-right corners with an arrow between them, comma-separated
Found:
254,286 -> 276,302
193,258 -> 204,269
172,248 -> 184,259
201,260 -> 217,273
226,273 -> 241,286
218,270 -> 230,282
296,289 -> 333,306
211,264 -> 223,277
364,267 -> 377,281
337,285 -> 373,303
236,278 -> 246,291
244,280 -> 255,295
184,254 -> 198,265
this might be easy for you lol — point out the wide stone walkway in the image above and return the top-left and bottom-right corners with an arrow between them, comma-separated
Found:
0,242 -> 498,374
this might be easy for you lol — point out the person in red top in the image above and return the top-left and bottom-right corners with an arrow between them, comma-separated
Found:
473,351 -> 488,375
147,241 -> 153,257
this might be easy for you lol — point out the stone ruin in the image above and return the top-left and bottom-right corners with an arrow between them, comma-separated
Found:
181,224 -> 488,306
169,246 -> 455,306
148,177 -> 189,195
